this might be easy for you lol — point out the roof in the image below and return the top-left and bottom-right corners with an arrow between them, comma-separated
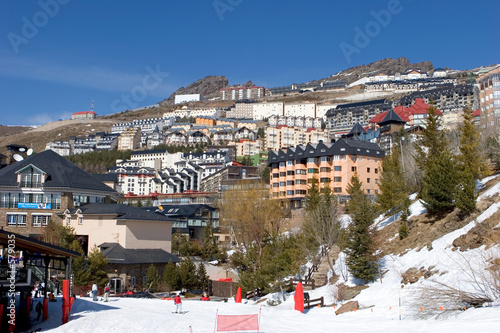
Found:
0,150 -> 119,195
72,111 -> 97,115
99,243 -> 179,265
143,204 -> 215,219
0,229 -> 81,257
369,98 -> 441,124
379,109 -> 405,125
349,123 -> 367,135
92,173 -> 118,182
64,203 -> 174,222
472,109 -> 481,116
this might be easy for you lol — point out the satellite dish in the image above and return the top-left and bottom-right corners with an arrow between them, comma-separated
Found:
13,154 -> 24,162
27,148 -> 33,156
19,147 -> 26,152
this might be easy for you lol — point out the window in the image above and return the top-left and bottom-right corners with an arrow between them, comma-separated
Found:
279,182 -> 286,187
320,167 -> 331,173
351,166 -> 357,172
334,166 -> 342,172
287,160 -> 294,166
375,179 -> 378,184
286,190 -> 294,195
320,178 -> 331,183
273,183 -> 279,188
296,169 -> 307,175
375,168 -> 378,174
32,215 -> 50,227
308,168 -> 319,174
367,178 -> 371,183
334,177 -> 342,182
287,180 -> 294,186
295,190 -> 307,195
272,173 -> 279,178
66,217 -> 71,225
367,167 -> 371,173
333,187 -> 342,193
296,179 -> 307,184
367,189 -> 371,194
78,217 -> 83,225
287,170 -> 295,176
7,214 -> 26,226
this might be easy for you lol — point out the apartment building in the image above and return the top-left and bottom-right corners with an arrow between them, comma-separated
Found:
117,127 -> 142,151
220,86 -> 265,100
265,126 -> 329,151
476,65 -> 500,129
268,139 -> 384,206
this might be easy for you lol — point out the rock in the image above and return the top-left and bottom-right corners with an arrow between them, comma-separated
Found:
335,301 -> 359,315
337,284 -> 368,301
160,75 -> 229,104
401,267 -> 424,284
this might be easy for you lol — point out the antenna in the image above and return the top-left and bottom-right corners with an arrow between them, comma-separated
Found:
91,99 -> 95,112
13,154 -> 24,162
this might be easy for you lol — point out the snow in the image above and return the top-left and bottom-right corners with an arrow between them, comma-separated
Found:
26,179 -> 500,333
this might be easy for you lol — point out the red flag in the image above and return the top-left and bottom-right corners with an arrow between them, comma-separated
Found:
294,282 -> 304,313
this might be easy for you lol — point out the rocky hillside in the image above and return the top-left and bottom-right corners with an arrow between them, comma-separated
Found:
318,57 -> 434,85
160,75 -> 229,105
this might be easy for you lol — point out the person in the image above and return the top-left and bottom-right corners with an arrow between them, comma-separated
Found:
40,281 -> 45,298
174,293 -> 182,314
92,283 -> 98,301
48,292 -> 57,302
104,283 -> 110,302
33,281 -> 39,298
35,301 -> 43,320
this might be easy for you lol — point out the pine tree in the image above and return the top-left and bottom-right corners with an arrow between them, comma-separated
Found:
87,245 -> 109,287
415,104 -> 459,216
420,150 -> 457,216
163,261 -> 180,291
145,264 -> 160,291
344,174 -> 378,282
196,263 -> 210,291
70,240 -> 90,286
377,144 -> 410,215
179,256 -> 198,290
201,222 -> 219,261
455,108 -> 490,215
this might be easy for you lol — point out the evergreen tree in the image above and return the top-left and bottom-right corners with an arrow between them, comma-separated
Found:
455,108 -> 490,215
163,261 -> 180,291
420,150 -> 457,216
377,144 -> 410,215
415,104 -> 459,216
201,222 -> 219,261
179,256 -> 198,290
344,174 -> 378,282
145,264 -> 160,291
70,239 -> 90,286
196,263 -> 210,291
87,245 -> 109,287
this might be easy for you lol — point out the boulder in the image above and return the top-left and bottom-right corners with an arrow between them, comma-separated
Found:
335,301 -> 359,315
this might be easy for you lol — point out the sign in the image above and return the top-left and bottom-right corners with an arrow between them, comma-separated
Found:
17,203 -> 51,209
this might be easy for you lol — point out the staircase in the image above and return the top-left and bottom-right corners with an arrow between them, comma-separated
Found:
31,265 -> 56,294
304,245 -> 341,290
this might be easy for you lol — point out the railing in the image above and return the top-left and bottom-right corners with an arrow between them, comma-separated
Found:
31,265 -> 56,295
304,296 -> 324,310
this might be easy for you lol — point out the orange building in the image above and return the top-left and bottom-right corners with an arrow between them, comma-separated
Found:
267,139 -> 384,206
195,117 -> 216,126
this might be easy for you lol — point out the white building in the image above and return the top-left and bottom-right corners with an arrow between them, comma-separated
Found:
174,94 -> 206,104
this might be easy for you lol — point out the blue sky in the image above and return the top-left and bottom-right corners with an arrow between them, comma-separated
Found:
0,0 -> 498,126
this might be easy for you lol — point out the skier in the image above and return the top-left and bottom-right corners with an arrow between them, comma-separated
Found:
92,283 -> 98,301
104,283 -> 110,302
174,293 -> 182,314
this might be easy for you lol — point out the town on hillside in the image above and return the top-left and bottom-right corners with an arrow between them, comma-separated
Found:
0,61 -> 499,331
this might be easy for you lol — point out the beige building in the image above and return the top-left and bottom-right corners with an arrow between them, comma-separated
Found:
265,126 -> 329,151
118,127 -> 141,150
63,203 -> 173,253
476,65 -> 500,129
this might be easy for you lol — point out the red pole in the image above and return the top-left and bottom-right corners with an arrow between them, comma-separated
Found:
26,296 -> 31,315
43,298 -> 48,321
62,280 -> 70,324
235,287 -> 242,303
294,282 -> 304,313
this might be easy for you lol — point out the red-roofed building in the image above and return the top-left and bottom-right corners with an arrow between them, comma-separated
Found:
472,109 -> 481,127
369,98 -> 442,129
71,111 -> 97,120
